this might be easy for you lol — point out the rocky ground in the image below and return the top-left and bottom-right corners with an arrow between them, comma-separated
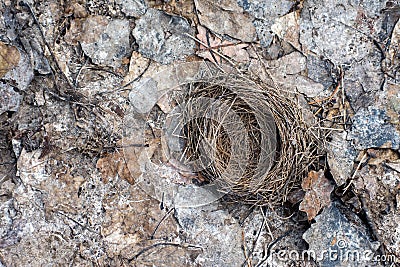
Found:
0,0 -> 400,266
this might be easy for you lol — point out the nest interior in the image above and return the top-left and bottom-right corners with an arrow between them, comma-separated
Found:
174,72 -> 324,205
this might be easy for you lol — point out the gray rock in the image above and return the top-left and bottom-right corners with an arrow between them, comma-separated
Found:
132,9 -> 195,65
115,0 -> 147,17
238,0 -> 294,47
128,77 -> 158,114
300,0 -> 384,65
380,212 -> 400,259
3,51 -> 34,91
295,75 -> 326,97
80,18 -> 130,68
251,52 -> 327,97
19,36 -> 51,75
349,106 -> 400,150
327,132 -> 357,186
194,0 -> 256,42
175,204 -> 244,266
383,12 -> 400,83
0,82 -> 22,115
382,81 -> 400,116
306,54 -> 335,90
342,49 -> 384,107
303,202 -> 381,267
299,0 -> 385,109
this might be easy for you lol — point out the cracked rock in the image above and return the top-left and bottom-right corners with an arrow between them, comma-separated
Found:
194,0 -> 256,42
19,35 -> 51,75
327,132 -> 357,186
238,0 -> 294,47
349,106 -> 400,150
175,204 -> 244,266
132,9 -> 195,64
303,202 -> 381,267
115,0 -> 147,17
2,50 -> 34,91
0,82 -> 22,115
67,16 -> 130,67
382,4 -> 400,82
342,49 -> 384,107
306,54 -> 335,91
300,0 -> 384,65
300,0 -> 385,108
128,77 -> 158,114
250,52 -> 327,97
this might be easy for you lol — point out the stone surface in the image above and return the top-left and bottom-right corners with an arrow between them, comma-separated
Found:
66,16 -> 130,67
327,132 -> 357,186
19,35 -> 51,75
271,11 -> 301,51
175,204 -> 244,266
0,82 -> 22,115
303,202 -> 381,267
249,51 -> 327,97
122,51 -> 151,86
342,50 -> 384,107
379,212 -> 400,258
306,54 -> 335,91
299,0 -> 385,108
384,14 -> 400,82
115,0 -> 147,17
348,106 -> 400,150
132,9 -> 195,64
128,77 -> 159,114
2,50 -> 34,91
351,160 -> 400,261
194,0 -> 256,42
1,0 -> 400,266
300,0 -> 384,65
238,0 -> 294,47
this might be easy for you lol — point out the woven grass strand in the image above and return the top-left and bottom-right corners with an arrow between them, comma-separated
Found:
178,71 -> 323,206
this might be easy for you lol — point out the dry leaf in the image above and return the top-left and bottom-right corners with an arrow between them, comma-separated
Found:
65,2 -> 88,18
386,18 -> 400,74
96,152 -> 134,184
64,16 -> 109,46
366,148 -> 399,166
122,51 -> 150,86
0,42 -> 20,78
299,170 -> 334,220
386,160 -> 400,173
271,11 -> 301,51
196,25 -> 249,64
148,0 -> 195,21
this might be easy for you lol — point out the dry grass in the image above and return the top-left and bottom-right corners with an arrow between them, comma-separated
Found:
174,69 -> 325,205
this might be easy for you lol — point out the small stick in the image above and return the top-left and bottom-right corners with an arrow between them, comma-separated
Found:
150,208 -> 175,239
308,68 -> 343,105
23,1 -> 75,90
341,66 -> 347,130
129,241 -> 203,261
242,230 -> 253,267
343,152 -> 367,193
184,33 -> 236,68
199,41 -> 247,51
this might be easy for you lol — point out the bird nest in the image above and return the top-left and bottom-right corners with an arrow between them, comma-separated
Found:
167,71 -> 323,205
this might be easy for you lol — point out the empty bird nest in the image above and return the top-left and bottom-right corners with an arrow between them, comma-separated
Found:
163,69 -> 325,206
